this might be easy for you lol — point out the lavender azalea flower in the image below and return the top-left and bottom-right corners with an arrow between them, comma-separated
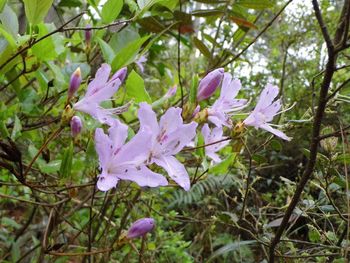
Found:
95,120 -> 168,191
243,84 -> 291,141
73,64 -> 127,126
138,103 -> 198,191
127,218 -> 155,239
208,72 -> 247,127
201,124 -> 230,163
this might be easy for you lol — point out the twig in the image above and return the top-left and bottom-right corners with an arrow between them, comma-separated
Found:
222,0 -> 293,67
23,126 -> 63,178
177,0 -> 184,108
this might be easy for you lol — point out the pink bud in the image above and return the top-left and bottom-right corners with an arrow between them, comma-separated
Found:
127,218 -> 155,239
68,68 -> 82,99
192,105 -> 200,117
196,68 -> 224,102
85,24 -> 92,45
111,67 -> 127,83
164,85 -> 177,99
70,116 -> 82,137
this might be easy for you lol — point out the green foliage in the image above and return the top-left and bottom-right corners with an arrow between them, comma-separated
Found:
111,35 -> 150,70
101,0 -> 123,23
125,70 -> 152,103
169,174 -> 237,207
23,0 -> 53,25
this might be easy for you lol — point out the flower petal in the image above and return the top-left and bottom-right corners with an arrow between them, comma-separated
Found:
87,78 -> 121,104
116,166 -> 168,187
94,128 -> 112,169
162,122 -> 198,155
220,73 -> 241,101
260,124 -> 291,141
108,120 -> 129,151
97,171 -> 119,191
138,103 -> 159,135
261,99 -> 281,121
154,155 -> 190,191
254,84 -> 279,112
201,124 -> 210,140
113,128 -> 152,166
159,107 -> 183,135
86,64 -> 111,97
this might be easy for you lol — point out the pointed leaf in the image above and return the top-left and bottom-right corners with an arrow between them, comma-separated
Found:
125,70 -> 151,103
101,0 -> 123,23
23,0 -> 53,25
59,142 -> 73,179
111,35 -> 150,70
193,36 -> 211,58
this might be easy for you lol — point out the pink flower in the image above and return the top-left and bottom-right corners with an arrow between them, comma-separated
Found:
208,72 -> 247,127
127,218 -> 155,239
197,68 -> 224,101
138,103 -> 198,191
67,67 -> 82,100
201,124 -> 229,163
95,120 -> 168,191
73,64 -> 127,126
70,116 -> 82,137
243,84 -> 291,141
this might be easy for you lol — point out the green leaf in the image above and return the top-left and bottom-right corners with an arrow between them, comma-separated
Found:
236,0 -> 274,10
96,37 -> 115,64
207,240 -> 257,262
31,23 -> 57,60
0,4 -> 18,38
59,142 -> 74,179
0,0 -> 6,13
23,0 -> 54,25
0,121 -> 10,137
2,217 -> 21,229
193,36 -> 211,58
10,115 -> 22,140
189,74 -> 198,105
135,0 -> 164,18
210,153 -> 236,175
101,0 -> 123,23
111,35 -> 150,70
125,70 -> 151,103
191,9 -> 224,17
41,160 -> 61,174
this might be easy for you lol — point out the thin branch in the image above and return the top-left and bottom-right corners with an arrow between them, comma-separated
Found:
222,0 -> 293,67
312,0 -> 334,51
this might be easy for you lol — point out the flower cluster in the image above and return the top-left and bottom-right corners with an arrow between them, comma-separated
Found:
67,63 -> 291,193
194,68 -> 291,164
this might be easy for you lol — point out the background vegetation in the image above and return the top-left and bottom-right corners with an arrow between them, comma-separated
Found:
1,0 -> 350,262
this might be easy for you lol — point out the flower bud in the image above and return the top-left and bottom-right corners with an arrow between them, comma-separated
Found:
126,218 -> 155,239
196,68 -> 224,102
68,68 -> 82,100
85,24 -> 92,46
70,116 -> 83,137
320,126 -> 338,153
164,85 -> 177,99
192,105 -> 200,117
111,67 -> 127,83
